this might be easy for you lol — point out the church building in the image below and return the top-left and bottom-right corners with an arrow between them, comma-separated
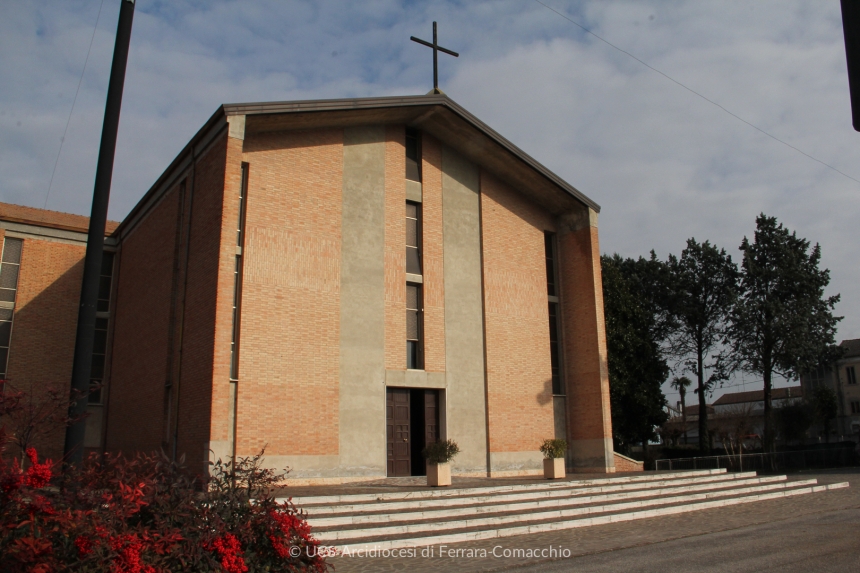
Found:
1,94 -> 617,481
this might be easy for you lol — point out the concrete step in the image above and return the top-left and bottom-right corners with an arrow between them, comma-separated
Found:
314,479 -> 822,542
329,482 -> 849,551
286,469 -> 729,506
304,472 -> 772,517
309,475 -> 789,527
288,471 -> 850,550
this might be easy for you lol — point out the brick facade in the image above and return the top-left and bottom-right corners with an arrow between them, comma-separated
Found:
0,204 -> 117,462
480,171 -> 556,454
235,129 -> 343,457
384,126 -> 406,371
107,185 -> 182,453
420,135 -> 445,373
2,96 -> 616,478
6,238 -> 86,461
558,214 -> 615,472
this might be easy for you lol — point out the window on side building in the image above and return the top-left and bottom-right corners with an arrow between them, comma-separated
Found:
847,366 -> 857,385
89,252 -> 114,404
0,238 -> 23,379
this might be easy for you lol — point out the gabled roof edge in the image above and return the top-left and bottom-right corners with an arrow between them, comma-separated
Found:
223,94 -> 600,213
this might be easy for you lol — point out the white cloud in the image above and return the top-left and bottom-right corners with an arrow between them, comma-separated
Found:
1,0 -> 857,402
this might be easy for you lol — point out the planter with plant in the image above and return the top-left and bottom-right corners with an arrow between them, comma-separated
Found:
540,438 -> 567,479
422,439 -> 460,486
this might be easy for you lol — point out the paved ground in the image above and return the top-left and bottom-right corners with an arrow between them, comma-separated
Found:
321,467 -> 860,573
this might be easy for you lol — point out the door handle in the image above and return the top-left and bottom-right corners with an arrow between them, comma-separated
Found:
403,438 -> 408,442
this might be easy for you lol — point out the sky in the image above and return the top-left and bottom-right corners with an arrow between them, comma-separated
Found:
1,0 -> 857,406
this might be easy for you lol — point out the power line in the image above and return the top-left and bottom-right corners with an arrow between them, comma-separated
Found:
534,0 -> 860,186
44,0 -> 105,209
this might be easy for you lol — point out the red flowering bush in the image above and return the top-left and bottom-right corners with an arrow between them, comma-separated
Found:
0,385 -> 328,572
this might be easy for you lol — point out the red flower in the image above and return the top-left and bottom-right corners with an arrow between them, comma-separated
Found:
24,448 -> 53,489
209,533 -> 248,573
75,535 -> 94,557
109,534 -> 155,573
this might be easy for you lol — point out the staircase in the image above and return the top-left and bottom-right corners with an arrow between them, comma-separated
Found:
282,469 -> 849,550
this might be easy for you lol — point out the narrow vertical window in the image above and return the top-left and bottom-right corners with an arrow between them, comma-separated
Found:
848,366 -> 857,385
406,201 -> 422,275
0,238 -> 23,379
405,128 -> 421,182
230,163 -> 249,380
89,252 -> 114,404
545,233 -> 556,297
407,284 -> 423,369
545,232 -> 563,395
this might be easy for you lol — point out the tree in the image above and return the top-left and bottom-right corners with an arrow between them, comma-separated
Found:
807,385 -> 838,443
670,376 -> 692,444
774,399 -> 813,445
601,254 -> 670,455
668,239 -> 739,454
729,214 -> 842,453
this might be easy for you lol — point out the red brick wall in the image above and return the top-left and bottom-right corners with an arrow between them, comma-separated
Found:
174,134 -> 229,469
207,135 -> 244,455
420,135 -> 445,373
558,221 -> 613,447
480,172 -> 556,453
234,129 -> 343,456
107,185 -> 182,454
613,452 -> 643,472
5,237 -> 85,461
384,126 -> 406,371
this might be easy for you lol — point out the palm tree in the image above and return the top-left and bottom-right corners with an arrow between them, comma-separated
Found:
671,376 -> 693,444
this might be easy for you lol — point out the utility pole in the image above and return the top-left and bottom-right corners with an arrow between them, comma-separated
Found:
842,0 -> 860,130
63,0 -> 136,465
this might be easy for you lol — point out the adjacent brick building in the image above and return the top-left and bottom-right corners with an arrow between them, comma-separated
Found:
2,94 -> 618,480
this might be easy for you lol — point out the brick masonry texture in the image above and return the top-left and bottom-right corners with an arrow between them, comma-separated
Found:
420,134 -> 445,373
613,452 -> 644,472
558,223 -> 613,446
208,134 -> 244,456
480,171 -> 556,453
107,185 -> 181,454
175,134 -> 229,472
383,125 -> 406,371
235,129 -> 343,456
5,237 -> 85,461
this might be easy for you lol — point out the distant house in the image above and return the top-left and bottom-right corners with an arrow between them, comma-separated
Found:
712,386 -> 803,415
661,403 -> 715,445
800,338 -> 860,441
710,386 -> 803,447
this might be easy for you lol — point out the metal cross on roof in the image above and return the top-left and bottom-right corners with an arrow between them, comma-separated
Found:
411,22 -> 459,94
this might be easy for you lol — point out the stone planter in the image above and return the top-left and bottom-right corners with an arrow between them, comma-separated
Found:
427,462 -> 451,487
543,457 -> 565,479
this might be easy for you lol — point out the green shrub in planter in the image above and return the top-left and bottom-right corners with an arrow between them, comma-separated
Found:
422,439 -> 460,465
539,438 -> 567,459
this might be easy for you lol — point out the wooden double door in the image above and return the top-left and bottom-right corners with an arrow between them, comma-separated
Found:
386,388 -> 440,477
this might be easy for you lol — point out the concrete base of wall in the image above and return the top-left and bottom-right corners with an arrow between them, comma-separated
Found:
279,475 -> 387,487
569,437 -> 615,473
489,450 -> 544,474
